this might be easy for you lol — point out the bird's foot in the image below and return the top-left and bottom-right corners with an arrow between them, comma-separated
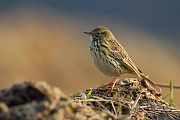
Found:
102,77 -> 119,92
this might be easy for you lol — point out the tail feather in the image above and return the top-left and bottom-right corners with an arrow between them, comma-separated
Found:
140,73 -> 156,88
134,67 -> 156,88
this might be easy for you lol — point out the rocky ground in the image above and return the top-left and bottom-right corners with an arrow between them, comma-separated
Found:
0,79 -> 179,120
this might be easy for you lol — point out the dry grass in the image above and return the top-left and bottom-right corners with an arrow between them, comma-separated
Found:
1,80 -> 179,119
71,78 -> 180,119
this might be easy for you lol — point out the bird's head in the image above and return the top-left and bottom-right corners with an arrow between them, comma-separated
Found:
84,26 -> 114,40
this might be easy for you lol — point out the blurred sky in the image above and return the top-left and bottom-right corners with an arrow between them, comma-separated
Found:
1,1 -> 180,56
0,1 -> 180,107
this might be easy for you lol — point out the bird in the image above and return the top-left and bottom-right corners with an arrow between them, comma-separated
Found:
84,26 -> 156,89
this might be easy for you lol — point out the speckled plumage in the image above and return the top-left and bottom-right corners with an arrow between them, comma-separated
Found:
84,26 -> 156,88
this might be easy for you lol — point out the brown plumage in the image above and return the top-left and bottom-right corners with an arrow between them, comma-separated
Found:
84,26 -> 156,88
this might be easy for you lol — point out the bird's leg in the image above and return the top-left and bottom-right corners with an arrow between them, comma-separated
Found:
110,77 -> 119,92
102,77 -> 119,92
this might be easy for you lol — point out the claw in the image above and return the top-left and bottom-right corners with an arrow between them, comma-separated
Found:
102,77 -> 119,92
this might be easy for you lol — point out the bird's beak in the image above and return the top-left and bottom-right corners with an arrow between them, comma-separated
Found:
84,31 -> 92,35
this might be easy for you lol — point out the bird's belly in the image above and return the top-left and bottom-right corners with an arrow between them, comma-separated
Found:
90,51 -> 122,77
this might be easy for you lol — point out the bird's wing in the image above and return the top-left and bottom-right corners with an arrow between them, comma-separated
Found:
112,50 -> 142,77
109,40 -> 156,88
108,40 -> 142,77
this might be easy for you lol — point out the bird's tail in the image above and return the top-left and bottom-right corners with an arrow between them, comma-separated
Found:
129,64 -> 156,88
139,73 -> 156,88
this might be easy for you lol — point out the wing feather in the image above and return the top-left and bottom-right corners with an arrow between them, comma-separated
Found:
108,39 -> 156,88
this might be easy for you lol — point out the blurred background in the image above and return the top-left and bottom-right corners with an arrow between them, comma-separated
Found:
0,1 -> 180,107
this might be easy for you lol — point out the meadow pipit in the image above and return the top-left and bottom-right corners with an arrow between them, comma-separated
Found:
84,26 -> 156,88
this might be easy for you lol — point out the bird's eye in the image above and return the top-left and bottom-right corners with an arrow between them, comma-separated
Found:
97,32 -> 101,35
